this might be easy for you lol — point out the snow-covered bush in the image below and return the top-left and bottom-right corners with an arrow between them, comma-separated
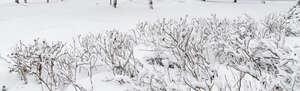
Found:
134,16 -> 222,90
73,30 -> 141,78
216,15 -> 299,91
132,15 -> 300,91
7,14 -> 300,91
70,30 -> 144,90
8,30 -> 143,91
286,4 -> 300,36
8,39 -> 85,91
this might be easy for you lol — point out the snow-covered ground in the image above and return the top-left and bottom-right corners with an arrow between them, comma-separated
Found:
0,0 -> 299,91
0,0 -> 296,54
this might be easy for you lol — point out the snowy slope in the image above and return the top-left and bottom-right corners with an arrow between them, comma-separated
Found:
0,0 -> 299,91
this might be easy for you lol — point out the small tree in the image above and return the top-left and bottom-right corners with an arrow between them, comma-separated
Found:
113,0 -> 117,8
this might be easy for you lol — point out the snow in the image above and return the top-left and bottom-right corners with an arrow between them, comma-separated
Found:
0,0 -> 296,54
63,71 -> 127,91
0,0 -> 299,91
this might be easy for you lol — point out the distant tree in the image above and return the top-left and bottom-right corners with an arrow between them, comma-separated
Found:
113,0 -> 117,8
15,0 -> 27,4
149,0 -> 154,9
15,0 -> 63,4
261,0 -> 266,4
1,85 -> 6,91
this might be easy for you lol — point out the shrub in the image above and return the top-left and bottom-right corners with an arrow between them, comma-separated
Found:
7,15 -> 300,91
132,15 -> 300,91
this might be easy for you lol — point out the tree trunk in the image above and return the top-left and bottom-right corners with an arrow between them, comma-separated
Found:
261,0 -> 266,4
21,67 -> 28,84
38,64 -> 42,80
113,0 -> 117,8
15,0 -> 19,4
234,0 -> 237,3
24,0 -> 27,3
47,0 -> 50,3
149,0 -> 153,9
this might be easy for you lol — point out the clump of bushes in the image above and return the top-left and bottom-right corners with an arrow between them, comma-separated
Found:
132,14 -> 299,91
7,14 -> 300,91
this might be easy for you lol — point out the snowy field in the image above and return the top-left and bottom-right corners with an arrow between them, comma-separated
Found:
0,0 -> 299,91
0,0 -> 296,54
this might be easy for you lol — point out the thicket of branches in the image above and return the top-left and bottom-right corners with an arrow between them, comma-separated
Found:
7,14 -> 300,91
287,3 -> 300,36
8,39 -> 86,91
131,14 -> 299,91
8,30 -> 141,91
